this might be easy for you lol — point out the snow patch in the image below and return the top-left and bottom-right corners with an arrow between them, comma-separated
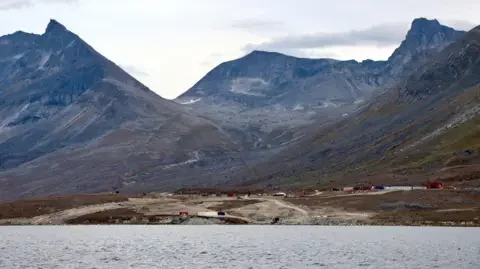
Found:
292,104 -> 304,111
179,98 -> 202,105
161,151 -> 200,169
0,103 -> 30,128
229,78 -> 268,96
38,52 -> 51,70
280,135 -> 305,146
313,101 -> 339,108
66,40 -> 76,49
322,101 -> 339,108
12,53 -> 24,60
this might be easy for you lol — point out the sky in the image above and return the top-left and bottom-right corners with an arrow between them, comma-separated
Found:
0,0 -> 479,99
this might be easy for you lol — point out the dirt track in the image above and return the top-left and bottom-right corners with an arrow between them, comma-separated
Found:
1,190 -> 479,226
0,194 -> 357,225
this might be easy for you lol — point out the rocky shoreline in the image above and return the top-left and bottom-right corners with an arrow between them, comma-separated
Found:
2,216 -> 479,227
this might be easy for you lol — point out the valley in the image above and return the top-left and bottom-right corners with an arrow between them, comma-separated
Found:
0,17 -> 479,206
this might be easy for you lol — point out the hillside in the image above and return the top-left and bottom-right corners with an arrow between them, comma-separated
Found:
175,18 -> 465,149
0,20 -> 241,201
234,24 -> 480,189
0,18 -> 476,202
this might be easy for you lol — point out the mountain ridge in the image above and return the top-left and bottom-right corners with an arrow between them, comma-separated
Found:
0,20 -> 242,201
175,18 -> 465,150
179,18 -> 465,102
230,22 -> 480,188
0,18 -> 477,202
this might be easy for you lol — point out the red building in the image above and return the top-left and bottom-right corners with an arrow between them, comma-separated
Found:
427,182 -> 444,189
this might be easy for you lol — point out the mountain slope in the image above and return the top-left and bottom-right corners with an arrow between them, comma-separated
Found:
0,20 -> 240,201
179,18 -> 464,107
235,24 -> 480,188
175,18 -> 465,148
178,52 -> 382,107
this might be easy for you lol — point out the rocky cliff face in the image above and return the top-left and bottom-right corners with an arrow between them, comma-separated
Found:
179,18 -> 464,107
175,18 -> 465,149
233,25 -> 480,188
178,52 -> 383,108
0,20 -> 240,201
385,18 -> 466,78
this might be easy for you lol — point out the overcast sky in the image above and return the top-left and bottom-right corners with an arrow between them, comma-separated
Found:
0,0 -> 478,99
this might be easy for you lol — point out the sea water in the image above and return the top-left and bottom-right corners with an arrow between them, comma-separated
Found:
0,226 -> 479,269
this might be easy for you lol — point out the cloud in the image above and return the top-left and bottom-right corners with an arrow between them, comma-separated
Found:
231,18 -> 286,34
0,0 -> 77,10
120,64 -> 149,77
209,53 -> 223,58
200,61 -> 213,67
297,50 -> 341,59
199,52 -> 226,66
243,22 -> 408,53
0,0 -> 29,9
444,19 -> 477,31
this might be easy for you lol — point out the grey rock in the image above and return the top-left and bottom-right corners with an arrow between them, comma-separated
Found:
0,20 -> 241,201
0,18 -> 472,201
385,18 -> 466,78
175,18 -> 464,149
235,24 -> 480,187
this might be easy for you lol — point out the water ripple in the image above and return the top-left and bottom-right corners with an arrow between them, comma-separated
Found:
0,226 -> 479,269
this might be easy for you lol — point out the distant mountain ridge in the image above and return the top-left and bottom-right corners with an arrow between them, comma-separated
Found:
0,18 -> 476,202
175,18 -> 466,149
231,24 -> 480,188
179,18 -> 465,106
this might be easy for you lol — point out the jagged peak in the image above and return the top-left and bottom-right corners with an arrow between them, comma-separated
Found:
410,18 -> 441,28
387,17 -> 465,64
45,19 -> 68,34
406,17 -> 461,39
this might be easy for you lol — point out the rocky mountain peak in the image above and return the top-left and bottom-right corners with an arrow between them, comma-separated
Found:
409,18 -> 462,49
45,19 -> 68,34
0,19 -> 241,201
385,18 -> 465,77
409,18 -> 441,32
404,18 -> 460,48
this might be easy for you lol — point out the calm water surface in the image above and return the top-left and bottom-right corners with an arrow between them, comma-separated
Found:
0,226 -> 479,269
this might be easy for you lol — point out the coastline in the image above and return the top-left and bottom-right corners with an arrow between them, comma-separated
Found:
1,190 -> 479,227
2,220 -> 479,227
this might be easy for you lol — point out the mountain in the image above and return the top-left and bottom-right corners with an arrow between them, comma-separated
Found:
175,18 -> 465,148
233,24 -> 480,189
0,20 -> 241,201
0,18 -> 474,201
178,52 -> 381,108
385,18 -> 466,78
